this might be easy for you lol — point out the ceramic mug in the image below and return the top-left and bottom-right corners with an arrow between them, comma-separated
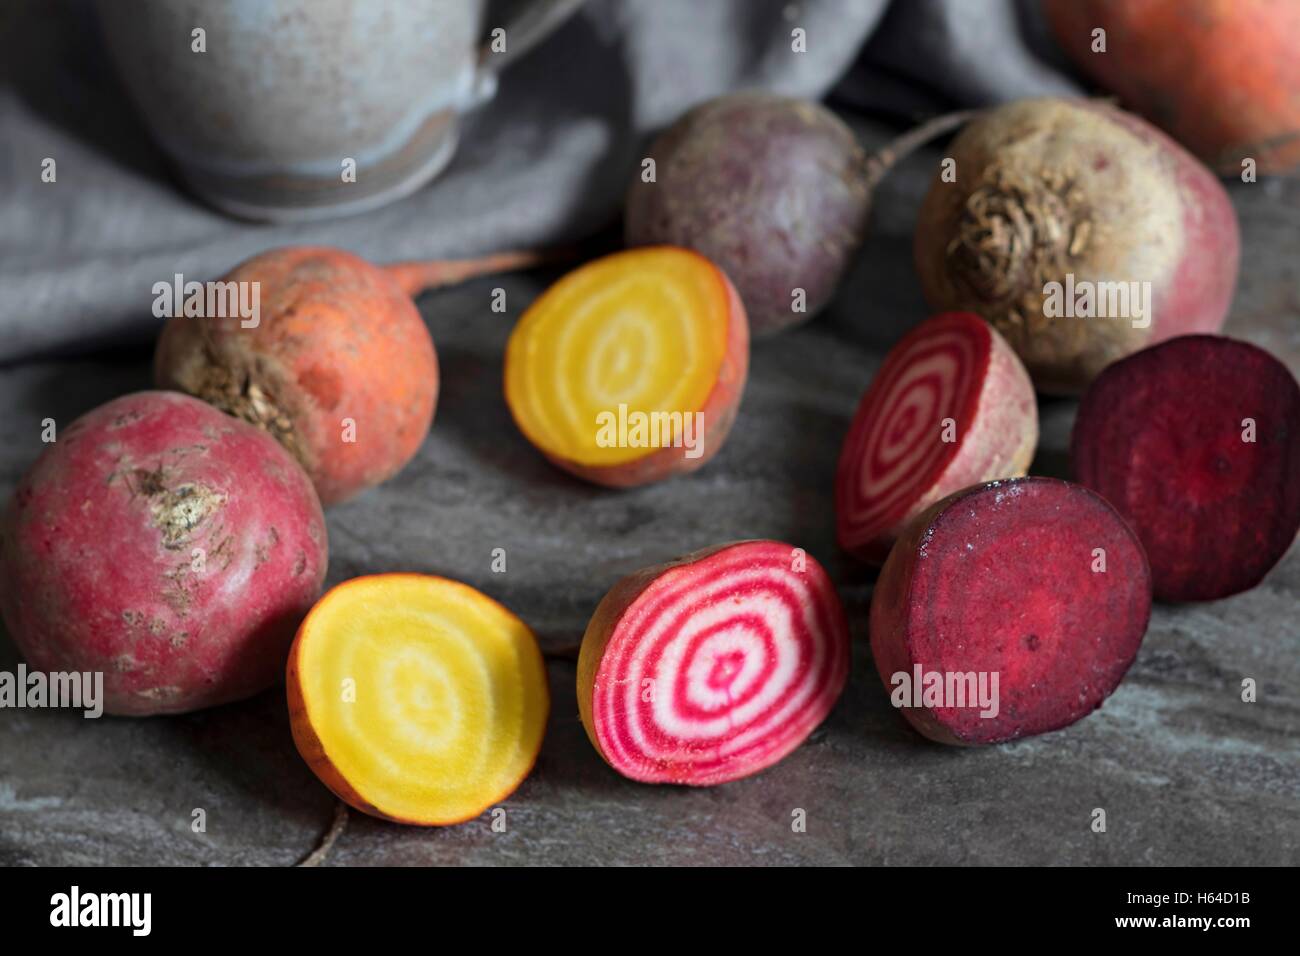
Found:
94,0 -> 584,222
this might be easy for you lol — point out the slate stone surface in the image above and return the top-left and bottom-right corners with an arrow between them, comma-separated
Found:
1,124 -> 1297,866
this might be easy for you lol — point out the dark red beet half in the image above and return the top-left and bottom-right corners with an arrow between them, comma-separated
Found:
1072,335 -> 1300,602
869,477 -> 1152,745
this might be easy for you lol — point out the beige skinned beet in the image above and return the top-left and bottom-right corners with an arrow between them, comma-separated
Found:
913,98 -> 1239,393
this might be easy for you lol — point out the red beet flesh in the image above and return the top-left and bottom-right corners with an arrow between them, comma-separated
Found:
0,392 -> 328,715
1072,335 -> 1300,602
870,477 -> 1152,745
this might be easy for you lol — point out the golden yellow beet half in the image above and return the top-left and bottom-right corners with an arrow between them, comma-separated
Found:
504,246 -> 749,487
287,574 -> 549,826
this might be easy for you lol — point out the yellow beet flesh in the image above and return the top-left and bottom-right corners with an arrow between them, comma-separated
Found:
288,574 -> 549,826
505,247 -> 731,468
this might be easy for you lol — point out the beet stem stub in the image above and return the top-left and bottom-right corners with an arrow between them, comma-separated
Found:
869,477 -> 1152,746
860,109 -> 978,195
577,540 -> 850,785
384,246 -> 567,298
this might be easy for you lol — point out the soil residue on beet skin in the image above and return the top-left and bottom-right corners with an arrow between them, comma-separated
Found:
190,349 -> 307,466
947,165 -> 1093,342
254,526 -> 280,566
127,466 -> 227,550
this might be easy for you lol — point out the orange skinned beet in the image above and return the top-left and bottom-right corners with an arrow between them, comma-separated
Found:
287,574 -> 549,826
1044,0 -> 1300,174
154,246 -> 438,506
504,247 -> 749,488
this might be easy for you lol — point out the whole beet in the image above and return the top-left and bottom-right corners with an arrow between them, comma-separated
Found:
1044,0 -> 1300,174
0,392 -> 328,715
154,246 -> 438,506
914,97 -> 1239,393
625,93 -> 871,336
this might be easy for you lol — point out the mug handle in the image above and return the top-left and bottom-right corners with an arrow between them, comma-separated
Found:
466,0 -> 587,107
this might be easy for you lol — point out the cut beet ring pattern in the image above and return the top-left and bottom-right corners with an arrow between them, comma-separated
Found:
840,322 -> 981,542
590,549 -> 848,785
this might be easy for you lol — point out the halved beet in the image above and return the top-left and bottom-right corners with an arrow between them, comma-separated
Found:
870,477 -> 1152,745
1072,335 -> 1300,602
836,312 -> 1037,564
577,540 -> 850,785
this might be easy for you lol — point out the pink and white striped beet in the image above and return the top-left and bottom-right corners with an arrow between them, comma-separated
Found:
577,540 -> 850,786
836,312 -> 1037,564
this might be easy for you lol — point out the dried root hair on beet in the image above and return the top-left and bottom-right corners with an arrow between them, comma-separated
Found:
913,96 -> 1239,393
154,244 -> 559,505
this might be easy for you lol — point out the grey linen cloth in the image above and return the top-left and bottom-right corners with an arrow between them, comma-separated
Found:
0,0 -> 1079,362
